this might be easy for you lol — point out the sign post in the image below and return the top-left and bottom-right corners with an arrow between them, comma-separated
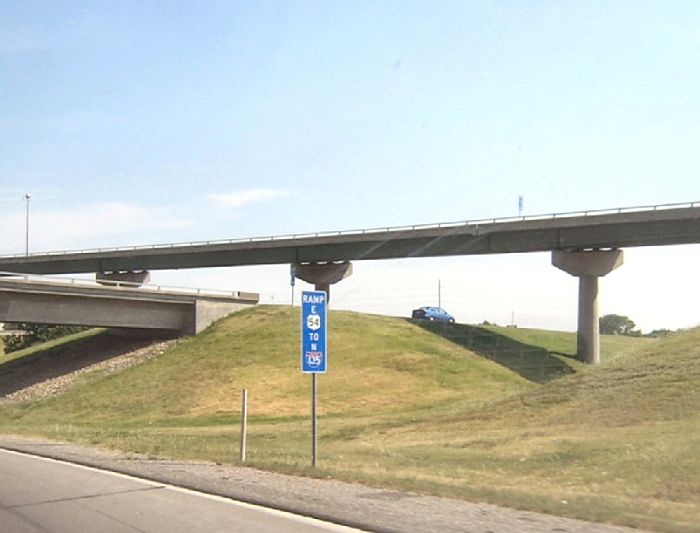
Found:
301,290 -> 327,467
290,264 -> 297,307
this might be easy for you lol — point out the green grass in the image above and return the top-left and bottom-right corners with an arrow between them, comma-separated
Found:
482,323 -> 652,363
1,306 -> 696,532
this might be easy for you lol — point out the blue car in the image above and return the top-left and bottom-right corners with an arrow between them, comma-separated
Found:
411,306 -> 455,323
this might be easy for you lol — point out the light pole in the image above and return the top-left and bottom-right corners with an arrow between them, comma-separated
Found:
23,193 -> 31,256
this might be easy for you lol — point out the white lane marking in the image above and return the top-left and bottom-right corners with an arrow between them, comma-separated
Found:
0,447 -> 365,532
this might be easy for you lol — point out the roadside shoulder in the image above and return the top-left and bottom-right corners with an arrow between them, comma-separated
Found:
0,434 -> 646,533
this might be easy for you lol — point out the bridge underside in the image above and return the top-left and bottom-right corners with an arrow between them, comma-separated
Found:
0,280 -> 258,336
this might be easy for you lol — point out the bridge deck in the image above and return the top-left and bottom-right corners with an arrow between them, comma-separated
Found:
0,203 -> 698,274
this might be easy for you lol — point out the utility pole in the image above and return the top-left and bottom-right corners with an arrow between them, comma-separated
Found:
438,279 -> 442,308
23,193 -> 31,256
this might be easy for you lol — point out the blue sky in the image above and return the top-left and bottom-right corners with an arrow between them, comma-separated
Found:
1,1 -> 699,332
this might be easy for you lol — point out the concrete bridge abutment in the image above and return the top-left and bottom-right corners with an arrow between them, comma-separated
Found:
294,262 -> 353,300
552,250 -> 624,364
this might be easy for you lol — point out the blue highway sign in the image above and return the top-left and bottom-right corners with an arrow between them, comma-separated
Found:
301,290 -> 327,373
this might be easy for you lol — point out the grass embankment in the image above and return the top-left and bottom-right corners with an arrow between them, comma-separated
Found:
0,329 -> 168,400
0,329 -> 104,363
0,307 -> 696,532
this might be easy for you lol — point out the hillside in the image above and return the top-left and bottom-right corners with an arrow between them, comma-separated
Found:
0,307 -> 534,423
0,306 -> 696,532
372,327 -> 700,531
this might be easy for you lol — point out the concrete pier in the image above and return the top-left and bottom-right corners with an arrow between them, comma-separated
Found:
294,262 -> 353,300
552,250 -> 624,364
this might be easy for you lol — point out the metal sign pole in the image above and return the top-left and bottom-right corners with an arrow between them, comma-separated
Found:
312,373 -> 317,467
240,388 -> 248,462
290,264 -> 296,307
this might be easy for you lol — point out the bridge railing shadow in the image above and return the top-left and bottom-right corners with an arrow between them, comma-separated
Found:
410,320 -> 576,383
0,333 -> 163,398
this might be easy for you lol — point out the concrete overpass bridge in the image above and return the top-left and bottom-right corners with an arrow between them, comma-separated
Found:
0,274 -> 258,336
1,201 -> 699,362
1,202 -> 699,274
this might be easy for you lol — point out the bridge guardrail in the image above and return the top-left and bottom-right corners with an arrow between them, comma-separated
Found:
0,271 -> 246,299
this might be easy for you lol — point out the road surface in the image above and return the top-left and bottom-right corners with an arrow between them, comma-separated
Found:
0,448 -> 360,532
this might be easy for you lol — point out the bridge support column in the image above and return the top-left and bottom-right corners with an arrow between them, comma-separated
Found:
96,270 -> 151,287
294,262 -> 353,301
552,250 -> 624,364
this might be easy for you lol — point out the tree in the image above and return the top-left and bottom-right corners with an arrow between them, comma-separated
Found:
647,328 -> 672,338
599,314 -> 637,336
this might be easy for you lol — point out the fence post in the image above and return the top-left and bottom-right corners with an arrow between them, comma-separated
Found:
240,388 -> 248,462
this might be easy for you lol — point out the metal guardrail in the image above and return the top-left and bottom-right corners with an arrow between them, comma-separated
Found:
0,271 -> 245,299
1,201 -> 698,259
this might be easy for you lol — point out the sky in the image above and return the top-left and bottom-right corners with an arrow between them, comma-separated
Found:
1,1 -> 699,333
